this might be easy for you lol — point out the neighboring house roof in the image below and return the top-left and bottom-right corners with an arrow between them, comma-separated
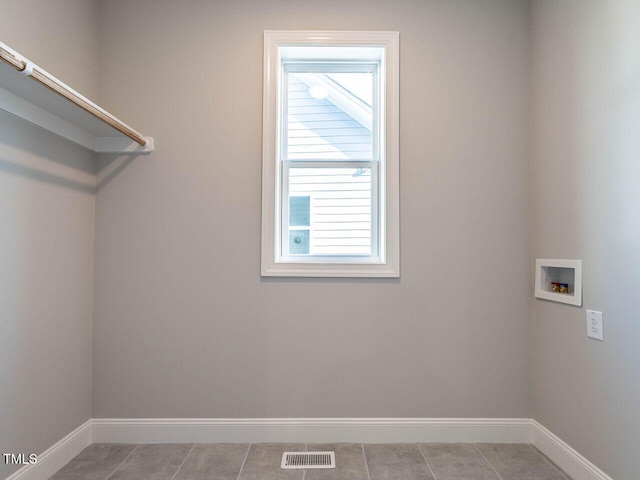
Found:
287,73 -> 372,161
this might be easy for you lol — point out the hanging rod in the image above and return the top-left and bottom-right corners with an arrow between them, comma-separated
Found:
0,42 -> 147,147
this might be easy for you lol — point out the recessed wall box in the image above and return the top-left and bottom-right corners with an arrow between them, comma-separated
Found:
535,259 -> 582,306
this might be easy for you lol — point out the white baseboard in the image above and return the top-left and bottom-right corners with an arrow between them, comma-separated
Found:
4,418 -> 613,480
530,421 -> 613,480
5,420 -> 92,480
91,417 -> 531,444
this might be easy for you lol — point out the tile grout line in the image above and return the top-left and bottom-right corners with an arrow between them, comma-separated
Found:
104,444 -> 140,480
169,443 -> 196,480
361,444 -> 372,480
235,443 -> 252,480
528,444 -> 571,479
474,445 -> 505,480
416,443 -> 438,480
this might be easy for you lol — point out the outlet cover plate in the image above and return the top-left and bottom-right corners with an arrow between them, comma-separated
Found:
586,310 -> 604,341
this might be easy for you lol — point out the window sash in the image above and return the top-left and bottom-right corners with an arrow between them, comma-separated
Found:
282,62 -> 380,163
280,160 -> 380,261
279,61 -> 382,262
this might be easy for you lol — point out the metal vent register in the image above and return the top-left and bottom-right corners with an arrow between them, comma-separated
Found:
281,451 -> 335,469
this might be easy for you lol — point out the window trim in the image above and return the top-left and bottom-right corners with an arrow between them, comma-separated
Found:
261,30 -> 400,278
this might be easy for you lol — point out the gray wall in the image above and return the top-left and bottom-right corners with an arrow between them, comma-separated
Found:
0,1 -> 98,477
93,0 -> 532,419
531,1 -> 640,479
3,2 -> 637,477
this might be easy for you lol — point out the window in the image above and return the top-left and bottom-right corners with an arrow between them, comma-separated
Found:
261,31 -> 399,277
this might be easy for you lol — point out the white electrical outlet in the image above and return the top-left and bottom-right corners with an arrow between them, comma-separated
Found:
586,310 -> 604,341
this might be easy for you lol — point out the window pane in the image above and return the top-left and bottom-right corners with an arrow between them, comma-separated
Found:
287,72 -> 373,160
289,229 -> 310,254
287,167 -> 372,256
289,196 -> 310,226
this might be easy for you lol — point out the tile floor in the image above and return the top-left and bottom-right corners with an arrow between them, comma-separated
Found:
49,442 -> 571,480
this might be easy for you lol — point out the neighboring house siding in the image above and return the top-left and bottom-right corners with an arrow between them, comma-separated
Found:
289,168 -> 372,255
287,74 -> 373,256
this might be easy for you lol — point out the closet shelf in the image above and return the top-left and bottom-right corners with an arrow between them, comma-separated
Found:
0,41 -> 153,154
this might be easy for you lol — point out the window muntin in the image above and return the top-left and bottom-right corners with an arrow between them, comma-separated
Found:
261,31 -> 399,277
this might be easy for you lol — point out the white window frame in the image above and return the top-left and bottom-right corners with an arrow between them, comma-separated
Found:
261,30 -> 399,277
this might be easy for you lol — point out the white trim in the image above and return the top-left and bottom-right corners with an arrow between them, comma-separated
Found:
3,418 -> 615,480
91,418 -> 530,444
530,421 -> 613,480
261,30 -> 400,278
5,420 -> 91,480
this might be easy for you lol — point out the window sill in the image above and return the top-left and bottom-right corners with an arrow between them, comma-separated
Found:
261,261 -> 399,278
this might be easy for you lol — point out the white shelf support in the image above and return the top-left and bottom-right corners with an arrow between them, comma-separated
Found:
0,85 -> 95,150
0,41 -> 154,155
94,136 -> 154,154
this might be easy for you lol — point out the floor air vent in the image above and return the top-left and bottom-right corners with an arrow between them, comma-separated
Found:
281,451 -> 335,469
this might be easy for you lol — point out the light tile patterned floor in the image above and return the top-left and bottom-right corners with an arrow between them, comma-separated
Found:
49,443 -> 571,480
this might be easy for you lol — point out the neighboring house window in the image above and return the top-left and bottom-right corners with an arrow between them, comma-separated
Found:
261,31 -> 399,277
289,196 -> 310,254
